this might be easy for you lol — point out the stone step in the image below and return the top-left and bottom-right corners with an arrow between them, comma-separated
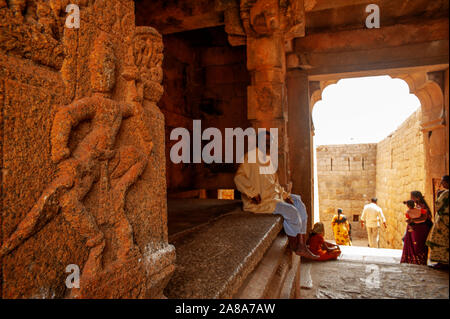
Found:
279,255 -> 301,299
168,199 -> 243,238
234,234 -> 288,298
164,211 -> 283,299
267,256 -> 291,298
234,234 -> 301,299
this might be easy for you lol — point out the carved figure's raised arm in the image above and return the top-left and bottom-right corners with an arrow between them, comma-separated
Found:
51,98 -> 95,163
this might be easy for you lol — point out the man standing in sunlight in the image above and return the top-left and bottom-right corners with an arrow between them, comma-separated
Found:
361,198 -> 387,248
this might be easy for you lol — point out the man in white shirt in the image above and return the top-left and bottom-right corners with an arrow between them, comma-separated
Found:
361,198 -> 386,248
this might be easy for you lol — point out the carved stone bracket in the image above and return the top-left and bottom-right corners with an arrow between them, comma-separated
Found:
216,0 -> 305,46
239,0 -> 305,39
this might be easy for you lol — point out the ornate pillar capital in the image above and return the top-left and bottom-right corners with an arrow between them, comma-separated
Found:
216,0 -> 305,46
239,0 -> 305,39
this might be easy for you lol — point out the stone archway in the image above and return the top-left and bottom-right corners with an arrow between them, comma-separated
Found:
310,73 -> 448,206
308,72 -> 449,248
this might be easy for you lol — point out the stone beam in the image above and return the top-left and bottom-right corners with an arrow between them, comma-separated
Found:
156,12 -> 224,35
135,0 -> 224,34
304,41 -> 449,80
305,0 -> 448,35
290,18 -> 449,79
306,0 -> 446,12
305,0 -> 376,12
295,18 -> 449,53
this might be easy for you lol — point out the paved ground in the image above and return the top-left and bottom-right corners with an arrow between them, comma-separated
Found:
300,246 -> 449,299
349,238 -> 369,247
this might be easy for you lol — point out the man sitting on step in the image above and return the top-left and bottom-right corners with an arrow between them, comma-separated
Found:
234,130 -> 319,260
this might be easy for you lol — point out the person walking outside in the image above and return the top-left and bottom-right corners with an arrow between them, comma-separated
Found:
361,198 -> 386,248
331,208 -> 352,246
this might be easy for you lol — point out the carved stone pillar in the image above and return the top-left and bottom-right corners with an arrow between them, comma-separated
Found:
239,0 -> 305,186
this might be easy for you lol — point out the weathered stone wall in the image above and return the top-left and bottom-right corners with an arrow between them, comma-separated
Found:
160,27 -> 250,195
317,144 -> 377,240
160,33 -> 198,193
376,109 -> 426,249
195,28 -> 251,191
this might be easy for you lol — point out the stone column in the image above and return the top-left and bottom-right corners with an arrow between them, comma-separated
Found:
286,69 -> 314,232
246,32 -> 290,185
240,0 -> 305,187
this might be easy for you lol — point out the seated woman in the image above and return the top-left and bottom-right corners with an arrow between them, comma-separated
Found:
307,222 -> 341,261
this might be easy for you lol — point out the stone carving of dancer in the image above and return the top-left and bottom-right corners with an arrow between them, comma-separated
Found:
0,33 -> 150,280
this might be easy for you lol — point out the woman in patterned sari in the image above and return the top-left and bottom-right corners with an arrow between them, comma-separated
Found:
427,175 -> 449,270
331,208 -> 352,246
401,191 -> 432,265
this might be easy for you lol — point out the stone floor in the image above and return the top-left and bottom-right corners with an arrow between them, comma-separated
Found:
349,238 -> 369,247
300,246 -> 449,299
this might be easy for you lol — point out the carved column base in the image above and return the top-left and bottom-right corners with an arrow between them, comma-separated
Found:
142,244 -> 177,299
68,244 -> 175,299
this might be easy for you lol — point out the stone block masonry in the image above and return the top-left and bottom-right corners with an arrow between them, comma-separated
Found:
317,144 -> 377,241
376,109 -> 425,249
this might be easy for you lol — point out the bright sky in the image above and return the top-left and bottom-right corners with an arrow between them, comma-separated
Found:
312,75 -> 421,146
